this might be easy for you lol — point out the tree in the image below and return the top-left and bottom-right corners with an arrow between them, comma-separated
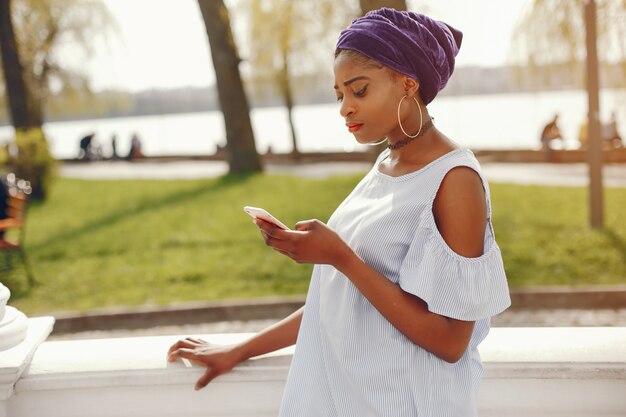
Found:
0,0 -> 109,199
249,0 -> 299,157
1,0 -> 116,124
245,0 -> 356,157
511,0 -> 626,229
197,0 -> 262,174
510,0 -> 626,87
0,0 -> 53,200
0,0 -> 39,129
4,0 -> 114,125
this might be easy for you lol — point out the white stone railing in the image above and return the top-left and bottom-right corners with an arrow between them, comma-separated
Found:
2,327 -> 626,417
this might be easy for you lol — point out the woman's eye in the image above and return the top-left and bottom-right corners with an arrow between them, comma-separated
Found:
336,96 -> 344,102
354,86 -> 368,97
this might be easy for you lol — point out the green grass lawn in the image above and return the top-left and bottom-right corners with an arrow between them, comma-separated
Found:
4,173 -> 626,315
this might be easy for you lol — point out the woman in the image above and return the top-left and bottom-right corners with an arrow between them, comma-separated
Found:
168,8 -> 510,416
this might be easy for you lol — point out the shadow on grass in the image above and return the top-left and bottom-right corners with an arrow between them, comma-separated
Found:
0,252 -> 32,296
28,173 -> 258,253
602,227 -> 626,266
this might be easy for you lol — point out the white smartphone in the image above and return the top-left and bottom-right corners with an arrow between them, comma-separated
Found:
243,206 -> 290,230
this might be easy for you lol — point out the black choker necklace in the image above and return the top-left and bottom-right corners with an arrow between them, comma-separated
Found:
388,117 -> 434,150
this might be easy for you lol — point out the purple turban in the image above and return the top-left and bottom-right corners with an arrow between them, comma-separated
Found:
336,8 -> 462,105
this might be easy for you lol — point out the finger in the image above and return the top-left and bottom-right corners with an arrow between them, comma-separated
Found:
255,219 -> 292,239
294,219 -> 315,231
195,367 -> 218,391
168,347 -> 204,364
168,347 -> 191,362
184,337 -> 206,346
256,223 -> 282,245
295,218 -> 323,230
255,218 -> 279,234
167,339 -> 196,356
272,247 -> 292,257
264,235 -> 293,252
258,229 -> 270,240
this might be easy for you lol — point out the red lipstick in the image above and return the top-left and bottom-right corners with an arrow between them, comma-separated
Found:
346,122 -> 363,133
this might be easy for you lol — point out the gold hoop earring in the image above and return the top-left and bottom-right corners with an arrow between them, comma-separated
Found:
397,95 -> 423,138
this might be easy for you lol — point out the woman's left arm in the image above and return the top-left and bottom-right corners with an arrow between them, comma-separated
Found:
256,168 -> 486,363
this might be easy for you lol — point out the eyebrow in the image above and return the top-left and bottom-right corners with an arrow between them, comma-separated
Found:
333,76 -> 370,90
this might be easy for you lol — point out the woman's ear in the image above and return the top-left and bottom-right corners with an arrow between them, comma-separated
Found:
403,77 -> 419,99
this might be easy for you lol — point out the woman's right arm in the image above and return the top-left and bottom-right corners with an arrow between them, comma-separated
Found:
167,306 -> 304,390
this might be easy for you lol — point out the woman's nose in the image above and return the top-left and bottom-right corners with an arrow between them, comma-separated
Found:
339,98 -> 355,119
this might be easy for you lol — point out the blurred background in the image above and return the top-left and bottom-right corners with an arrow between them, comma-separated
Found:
0,0 -> 624,160
0,0 -> 624,318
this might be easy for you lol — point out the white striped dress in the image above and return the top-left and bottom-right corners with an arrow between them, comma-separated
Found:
278,148 -> 511,417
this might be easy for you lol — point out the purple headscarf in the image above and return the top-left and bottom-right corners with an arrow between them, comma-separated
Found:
335,8 -> 462,105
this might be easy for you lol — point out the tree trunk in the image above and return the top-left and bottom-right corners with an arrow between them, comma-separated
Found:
359,0 -> 407,159
359,0 -> 406,15
0,0 -> 42,129
279,53 -> 299,158
197,0 -> 262,174
584,0 -> 603,228
277,1 -> 299,158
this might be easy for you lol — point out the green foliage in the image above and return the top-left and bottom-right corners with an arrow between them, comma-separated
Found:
5,175 -> 626,315
4,127 -> 56,200
510,0 -> 626,87
241,0 -> 357,94
4,0 -> 116,116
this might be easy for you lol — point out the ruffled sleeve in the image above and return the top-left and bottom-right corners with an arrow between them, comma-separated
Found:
398,211 -> 511,321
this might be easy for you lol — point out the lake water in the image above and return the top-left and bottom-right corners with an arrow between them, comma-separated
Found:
1,89 -> 624,159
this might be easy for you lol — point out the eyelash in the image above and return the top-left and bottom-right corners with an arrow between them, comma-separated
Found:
336,85 -> 368,102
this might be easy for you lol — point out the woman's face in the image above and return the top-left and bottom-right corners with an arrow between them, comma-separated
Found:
334,53 -> 406,144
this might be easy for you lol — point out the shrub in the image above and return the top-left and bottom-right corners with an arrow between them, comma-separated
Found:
2,128 -> 56,200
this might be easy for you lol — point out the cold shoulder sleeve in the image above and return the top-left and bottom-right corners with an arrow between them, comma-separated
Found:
397,209 -> 511,321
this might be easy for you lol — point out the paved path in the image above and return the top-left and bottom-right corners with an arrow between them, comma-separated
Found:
60,159 -> 626,187
480,162 -> 626,188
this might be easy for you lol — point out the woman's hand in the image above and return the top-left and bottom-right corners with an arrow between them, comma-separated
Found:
167,337 -> 243,390
255,218 -> 353,267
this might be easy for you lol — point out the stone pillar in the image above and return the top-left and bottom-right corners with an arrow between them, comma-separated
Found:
0,283 -> 54,417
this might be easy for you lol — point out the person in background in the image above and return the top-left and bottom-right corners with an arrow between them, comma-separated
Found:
111,134 -> 119,160
0,176 -> 8,243
540,113 -> 563,160
78,132 -> 96,160
168,8 -> 510,417
127,132 -> 143,161
579,113 -> 623,150
578,117 -> 588,149
603,111 -> 623,149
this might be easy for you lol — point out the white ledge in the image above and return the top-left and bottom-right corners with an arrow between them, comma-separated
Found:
0,317 -> 54,401
8,327 -> 626,417
19,333 -> 293,392
481,327 -> 626,379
